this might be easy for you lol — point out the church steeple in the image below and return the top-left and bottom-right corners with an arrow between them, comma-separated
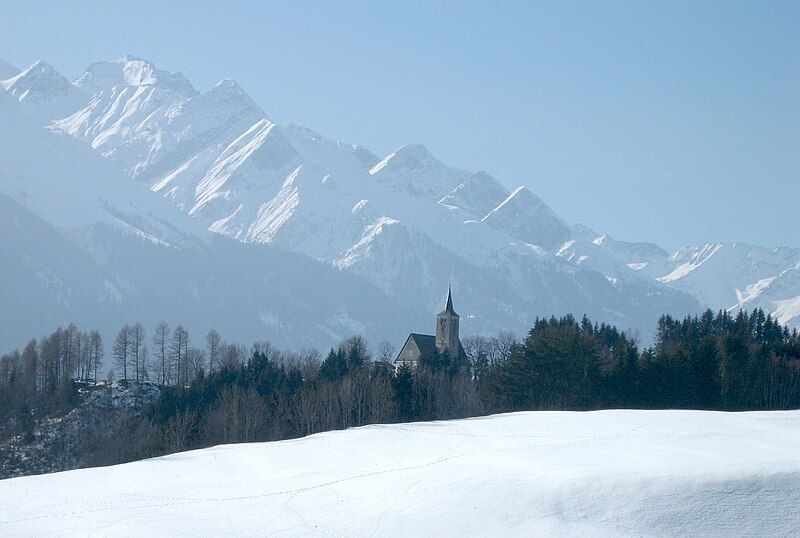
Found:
443,285 -> 457,316
436,286 -> 460,360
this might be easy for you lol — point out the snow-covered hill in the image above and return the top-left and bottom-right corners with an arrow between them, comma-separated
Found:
2,410 -> 799,536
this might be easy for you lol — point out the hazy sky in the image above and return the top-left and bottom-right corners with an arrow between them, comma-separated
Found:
3,1 -> 798,250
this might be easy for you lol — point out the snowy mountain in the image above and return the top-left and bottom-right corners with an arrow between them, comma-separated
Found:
651,243 -> 800,307
2,410 -> 800,536
1,55 -> 798,353
734,263 -> 800,326
0,87 -> 419,351
0,60 -> 88,125
571,228 -> 800,329
482,186 -> 573,250
35,57 -> 703,339
73,55 -> 196,97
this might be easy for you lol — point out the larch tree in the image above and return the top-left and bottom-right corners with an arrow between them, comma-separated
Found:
152,322 -> 170,386
206,329 -> 222,374
129,323 -> 145,382
113,325 -> 131,381
89,330 -> 103,382
170,326 -> 189,387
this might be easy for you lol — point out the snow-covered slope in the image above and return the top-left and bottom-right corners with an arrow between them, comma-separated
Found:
0,87 -> 204,246
2,410 -> 799,536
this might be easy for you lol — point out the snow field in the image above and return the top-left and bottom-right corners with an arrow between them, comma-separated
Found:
1,409 -> 799,536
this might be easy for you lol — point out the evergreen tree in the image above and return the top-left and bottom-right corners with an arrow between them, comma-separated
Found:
392,364 -> 416,421
320,348 -> 348,382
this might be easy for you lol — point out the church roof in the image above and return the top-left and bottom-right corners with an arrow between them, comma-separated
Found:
394,332 -> 466,364
408,333 -> 437,357
440,286 -> 458,317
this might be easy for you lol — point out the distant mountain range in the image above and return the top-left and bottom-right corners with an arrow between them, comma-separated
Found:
1,56 -> 797,352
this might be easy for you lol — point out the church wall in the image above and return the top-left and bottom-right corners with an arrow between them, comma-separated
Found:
396,339 -> 421,366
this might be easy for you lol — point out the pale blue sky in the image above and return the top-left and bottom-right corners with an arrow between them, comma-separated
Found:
2,1 -> 798,249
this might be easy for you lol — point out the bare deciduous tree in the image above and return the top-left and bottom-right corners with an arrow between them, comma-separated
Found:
152,322 -> 170,386
206,329 -> 222,374
113,325 -> 130,381
89,330 -> 103,382
129,323 -> 146,382
170,326 -> 189,387
377,341 -> 395,363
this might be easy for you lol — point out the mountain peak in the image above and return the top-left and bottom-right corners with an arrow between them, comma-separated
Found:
74,56 -> 197,97
394,143 -> 433,160
369,144 -> 434,176
482,185 -> 573,249
465,169 -> 494,182
17,60 -> 63,80
438,170 -> 509,217
193,78 -> 262,117
117,54 -> 145,62
204,79 -> 259,104
288,123 -> 326,140
369,143 -> 471,199
1,60 -> 82,105
213,78 -> 244,91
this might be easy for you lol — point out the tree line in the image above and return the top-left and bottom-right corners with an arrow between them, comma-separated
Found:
0,325 -> 103,428
110,323 -> 242,386
478,309 -> 800,412
1,308 -> 799,470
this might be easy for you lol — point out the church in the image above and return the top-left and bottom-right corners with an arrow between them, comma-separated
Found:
395,287 -> 465,369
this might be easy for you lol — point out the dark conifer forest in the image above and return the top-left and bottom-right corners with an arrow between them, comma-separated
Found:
1,309 -> 799,472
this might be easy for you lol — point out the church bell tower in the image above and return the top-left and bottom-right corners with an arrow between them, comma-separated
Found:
435,286 -> 460,360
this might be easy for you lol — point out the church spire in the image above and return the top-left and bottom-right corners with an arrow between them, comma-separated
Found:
444,285 -> 457,315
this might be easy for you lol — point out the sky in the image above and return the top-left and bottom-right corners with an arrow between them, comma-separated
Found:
2,0 -> 798,250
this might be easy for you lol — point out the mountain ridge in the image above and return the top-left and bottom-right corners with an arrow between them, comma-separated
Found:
1,54 -> 797,353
